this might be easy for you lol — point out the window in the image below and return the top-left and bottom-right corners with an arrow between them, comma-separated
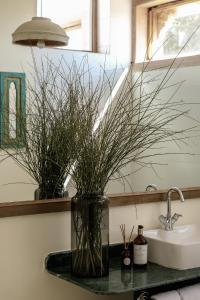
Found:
38,0 -> 97,51
0,72 -> 26,147
134,0 -> 200,63
149,0 -> 200,59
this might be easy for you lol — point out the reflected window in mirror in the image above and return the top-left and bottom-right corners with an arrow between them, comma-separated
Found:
37,0 -> 110,52
38,0 -> 95,51
9,82 -> 17,140
148,0 -> 200,60
0,72 -> 26,147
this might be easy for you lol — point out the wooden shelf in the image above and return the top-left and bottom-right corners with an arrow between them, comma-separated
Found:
0,186 -> 199,218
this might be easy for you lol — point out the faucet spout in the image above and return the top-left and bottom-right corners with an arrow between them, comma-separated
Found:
146,184 -> 158,192
167,187 -> 185,203
159,187 -> 184,231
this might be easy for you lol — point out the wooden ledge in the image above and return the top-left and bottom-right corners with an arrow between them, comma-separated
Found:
0,186 -> 199,218
109,186 -> 200,206
133,54 -> 200,72
0,198 -> 70,218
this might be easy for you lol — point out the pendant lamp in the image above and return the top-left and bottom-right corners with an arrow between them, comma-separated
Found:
12,16 -> 69,48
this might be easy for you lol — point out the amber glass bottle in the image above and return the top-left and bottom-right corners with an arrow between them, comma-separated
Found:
133,225 -> 148,268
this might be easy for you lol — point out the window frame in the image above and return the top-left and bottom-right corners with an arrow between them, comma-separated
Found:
148,0 -> 200,59
132,0 -> 200,70
0,72 -> 26,148
37,0 -> 98,52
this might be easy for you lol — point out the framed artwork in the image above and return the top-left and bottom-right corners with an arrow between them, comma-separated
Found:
0,72 -> 26,147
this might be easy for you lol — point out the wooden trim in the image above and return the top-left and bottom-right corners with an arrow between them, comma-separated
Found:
131,0 -> 136,62
133,0 -> 200,64
63,20 -> 82,32
136,0 -> 185,8
149,0 -> 197,10
0,186 -> 200,218
133,54 -> 200,71
0,198 -> 71,218
92,0 -> 98,52
109,186 -> 200,206
133,4 -> 149,62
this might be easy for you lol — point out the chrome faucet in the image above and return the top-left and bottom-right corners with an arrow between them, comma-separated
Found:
159,187 -> 184,231
146,184 -> 158,192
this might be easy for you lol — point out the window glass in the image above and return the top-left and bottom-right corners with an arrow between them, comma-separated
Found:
149,1 -> 200,59
39,0 -> 92,51
8,82 -> 17,139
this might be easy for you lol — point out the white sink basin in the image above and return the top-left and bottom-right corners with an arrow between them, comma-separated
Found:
144,224 -> 200,270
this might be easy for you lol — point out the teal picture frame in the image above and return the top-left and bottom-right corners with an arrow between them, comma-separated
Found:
0,72 -> 26,147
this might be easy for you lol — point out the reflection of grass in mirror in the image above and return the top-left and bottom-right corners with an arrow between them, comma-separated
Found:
0,56 -> 83,199
68,61 -> 199,195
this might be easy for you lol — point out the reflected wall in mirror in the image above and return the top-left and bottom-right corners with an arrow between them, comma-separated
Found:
1,63 -> 81,202
107,65 -> 200,194
0,72 -> 29,203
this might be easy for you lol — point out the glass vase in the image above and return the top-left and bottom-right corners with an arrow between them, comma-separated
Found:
34,186 -> 68,200
71,193 -> 109,277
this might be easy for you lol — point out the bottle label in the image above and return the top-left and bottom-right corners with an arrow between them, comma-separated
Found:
134,244 -> 148,265
123,257 -> 131,266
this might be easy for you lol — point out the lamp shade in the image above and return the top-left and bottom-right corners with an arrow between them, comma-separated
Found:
12,17 -> 69,47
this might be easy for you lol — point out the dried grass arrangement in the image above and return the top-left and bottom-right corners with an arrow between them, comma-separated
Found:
65,56 -> 198,277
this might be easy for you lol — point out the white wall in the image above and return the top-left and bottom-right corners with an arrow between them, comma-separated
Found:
110,0 -> 132,61
1,197 -> 200,300
128,64 -> 200,192
0,0 -> 37,202
106,62 -> 200,194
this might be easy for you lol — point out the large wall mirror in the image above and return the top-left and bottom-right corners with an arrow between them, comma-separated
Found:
0,49 -> 200,203
0,57 -> 200,202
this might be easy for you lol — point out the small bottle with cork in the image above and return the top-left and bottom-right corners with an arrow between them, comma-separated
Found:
133,225 -> 148,268
120,224 -> 134,269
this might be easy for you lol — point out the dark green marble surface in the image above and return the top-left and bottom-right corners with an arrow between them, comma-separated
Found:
46,249 -> 200,295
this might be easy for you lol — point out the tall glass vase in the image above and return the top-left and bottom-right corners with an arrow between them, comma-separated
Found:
71,193 -> 109,277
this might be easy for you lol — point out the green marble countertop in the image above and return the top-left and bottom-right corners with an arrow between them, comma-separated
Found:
46,249 -> 200,295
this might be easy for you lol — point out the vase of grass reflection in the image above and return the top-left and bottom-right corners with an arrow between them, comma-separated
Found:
34,162 -> 69,200
71,193 -> 109,278
34,177 -> 68,200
